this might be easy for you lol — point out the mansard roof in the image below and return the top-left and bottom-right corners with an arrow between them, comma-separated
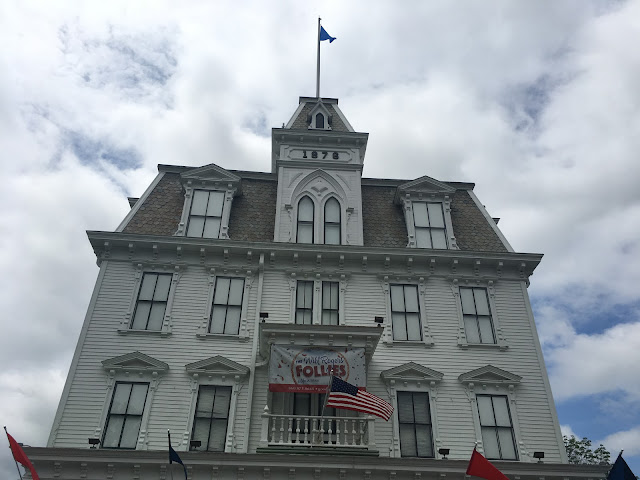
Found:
121,166 -> 509,253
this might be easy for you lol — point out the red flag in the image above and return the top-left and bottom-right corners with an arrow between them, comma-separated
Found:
5,430 -> 40,480
466,448 -> 509,480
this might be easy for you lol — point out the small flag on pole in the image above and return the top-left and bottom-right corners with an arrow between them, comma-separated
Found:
466,448 -> 509,480
325,376 -> 394,421
607,452 -> 636,480
168,430 -> 187,480
4,427 -> 40,480
319,26 -> 336,43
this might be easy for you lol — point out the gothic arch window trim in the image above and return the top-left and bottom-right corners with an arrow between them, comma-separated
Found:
322,196 -> 342,245
296,195 -> 315,244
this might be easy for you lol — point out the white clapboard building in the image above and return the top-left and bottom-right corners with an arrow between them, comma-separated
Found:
27,97 -> 608,480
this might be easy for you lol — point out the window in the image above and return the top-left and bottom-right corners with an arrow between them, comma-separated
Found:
102,382 -> 149,449
297,196 -> 314,243
187,190 -> 225,238
130,273 -> 172,331
191,386 -> 232,452
209,277 -> 245,335
460,287 -> 495,344
412,202 -> 447,249
315,113 -> 325,129
390,285 -> 422,341
321,281 -> 339,325
295,281 -> 314,324
477,395 -> 517,460
324,198 -> 341,245
398,392 -> 433,458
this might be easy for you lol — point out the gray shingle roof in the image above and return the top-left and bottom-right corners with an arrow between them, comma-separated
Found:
227,179 -> 276,242
120,170 -> 508,253
450,191 -> 508,252
362,185 -> 408,248
122,173 -> 183,236
289,102 -> 350,132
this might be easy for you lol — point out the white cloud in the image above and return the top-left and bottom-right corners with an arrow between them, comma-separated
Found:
561,424 -> 578,439
599,427 -> 640,457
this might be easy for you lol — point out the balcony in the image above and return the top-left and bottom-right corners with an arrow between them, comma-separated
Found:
260,407 -> 378,454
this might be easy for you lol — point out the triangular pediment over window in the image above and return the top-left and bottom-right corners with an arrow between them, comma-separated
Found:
380,362 -> 444,384
458,365 -> 521,385
180,163 -> 242,192
185,355 -> 249,378
102,352 -> 169,373
396,175 -> 456,201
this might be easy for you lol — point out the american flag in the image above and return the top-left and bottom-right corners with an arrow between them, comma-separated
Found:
325,377 -> 394,421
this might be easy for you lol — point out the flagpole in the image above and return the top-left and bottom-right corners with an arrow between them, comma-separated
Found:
4,427 -> 24,480
316,17 -> 321,99
167,430 -> 174,480
315,368 -> 334,445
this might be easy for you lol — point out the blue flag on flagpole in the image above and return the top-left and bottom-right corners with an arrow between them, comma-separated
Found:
168,431 -> 187,480
607,453 -> 636,480
320,26 -> 336,43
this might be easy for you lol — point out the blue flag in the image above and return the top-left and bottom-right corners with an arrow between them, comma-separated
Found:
320,26 -> 336,43
607,453 -> 636,480
169,440 -> 187,480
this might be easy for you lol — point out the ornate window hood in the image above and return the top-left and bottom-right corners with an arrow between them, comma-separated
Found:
259,323 -> 383,362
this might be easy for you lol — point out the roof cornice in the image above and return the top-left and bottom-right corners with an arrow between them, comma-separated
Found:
86,231 -> 543,278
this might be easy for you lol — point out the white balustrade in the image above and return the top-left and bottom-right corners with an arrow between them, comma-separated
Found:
260,406 -> 375,449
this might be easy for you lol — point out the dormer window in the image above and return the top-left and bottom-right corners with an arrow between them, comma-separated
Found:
187,190 -> 225,238
323,197 -> 341,245
297,196 -> 314,243
315,113 -> 325,129
412,202 -> 447,249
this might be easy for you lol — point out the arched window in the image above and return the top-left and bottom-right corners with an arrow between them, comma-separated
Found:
297,196 -> 314,243
315,113 -> 325,129
324,197 -> 341,245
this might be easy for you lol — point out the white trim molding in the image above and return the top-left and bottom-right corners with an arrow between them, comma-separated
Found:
450,278 -> 507,350
395,176 -> 458,250
97,352 -> 169,451
184,356 -> 250,453
379,275 -> 434,347
287,272 -> 349,326
119,263 -> 185,336
196,267 -> 254,340
458,365 -> 528,461
381,362 -> 444,458
176,164 -> 242,239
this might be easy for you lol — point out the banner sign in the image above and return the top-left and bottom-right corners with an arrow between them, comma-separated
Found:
269,345 -> 366,393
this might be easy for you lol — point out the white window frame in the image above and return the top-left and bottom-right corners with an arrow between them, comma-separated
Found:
184,356 -> 250,453
451,279 -> 507,350
119,264 -> 183,336
381,363 -> 443,458
176,181 -> 236,239
197,268 -> 253,340
289,273 -> 348,325
459,366 -> 524,461
296,195 -> 315,244
379,276 -> 434,346
291,194 -> 346,246
400,194 -> 457,250
321,195 -> 343,245
96,352 -> 168,451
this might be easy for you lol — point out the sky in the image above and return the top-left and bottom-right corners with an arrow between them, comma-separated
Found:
1,0 -> 640,477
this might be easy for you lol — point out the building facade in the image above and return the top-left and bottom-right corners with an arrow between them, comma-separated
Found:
27,97 -> 608,479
